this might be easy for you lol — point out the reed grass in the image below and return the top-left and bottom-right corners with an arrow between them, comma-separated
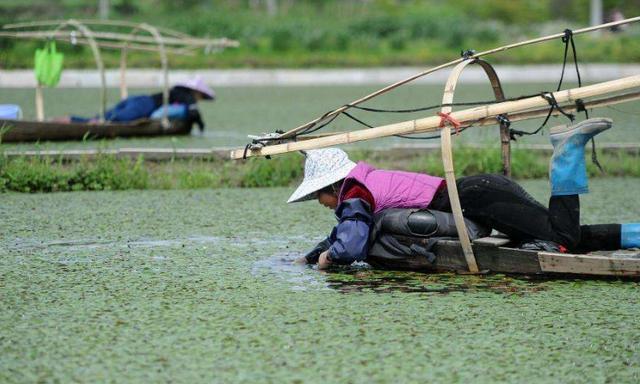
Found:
1,148 -> 638,193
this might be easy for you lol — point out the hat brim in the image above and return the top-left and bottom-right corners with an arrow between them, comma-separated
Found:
199,91 -> 215,100
175,85 -> 215,100
287,162 -> 355,204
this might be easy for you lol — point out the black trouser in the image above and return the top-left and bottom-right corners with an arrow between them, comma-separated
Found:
429,174 -> 621,251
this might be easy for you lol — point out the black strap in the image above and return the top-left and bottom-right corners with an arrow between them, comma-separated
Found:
563,30 -> 603,172
496,114 -> 511,128
561,29 -> 603,173
460,49 -> 476,60
242,143 -> 251,160
341,111 -> 373,128
510,92 -> 576,139
509,29 -> 581,140
543,92 -> 575,121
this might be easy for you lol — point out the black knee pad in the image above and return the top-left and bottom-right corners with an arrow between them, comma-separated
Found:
407,211 -> 438,236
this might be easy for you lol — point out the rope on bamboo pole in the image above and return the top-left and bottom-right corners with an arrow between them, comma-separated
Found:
275,16 -> 640,140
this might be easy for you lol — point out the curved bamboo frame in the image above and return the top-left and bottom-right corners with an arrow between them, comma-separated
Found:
2,19 -> 238,125
32,20 -> 106,121
119,23 -> 170,128
50,19 -> 107,121
439,58 -> 510,273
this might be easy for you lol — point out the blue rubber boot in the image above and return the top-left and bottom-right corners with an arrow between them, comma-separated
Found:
621,223 -> 640,249
549,118 -> 612,196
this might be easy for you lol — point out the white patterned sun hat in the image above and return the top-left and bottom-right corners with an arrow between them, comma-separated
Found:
287,148 -> 357,203
175,76 -> 215,100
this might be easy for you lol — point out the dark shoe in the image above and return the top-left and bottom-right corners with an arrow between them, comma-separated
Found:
519,239 -> 566,253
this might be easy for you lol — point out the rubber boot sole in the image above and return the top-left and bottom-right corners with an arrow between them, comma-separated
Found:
549,117 -> 613,139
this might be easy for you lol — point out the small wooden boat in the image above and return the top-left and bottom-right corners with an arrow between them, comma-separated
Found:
0,20 -> 238,143
367,236 -> 640,277
0,118 -> 190,142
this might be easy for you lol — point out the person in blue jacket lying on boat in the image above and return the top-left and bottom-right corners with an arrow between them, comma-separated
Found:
290,118 -> 640,270
64,76 -> 214,132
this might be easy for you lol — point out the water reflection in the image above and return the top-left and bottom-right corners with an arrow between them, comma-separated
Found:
251,252 -> 328,291
252,253 -> 550,295
8,235 -> 224,251
325,268 -> 551,295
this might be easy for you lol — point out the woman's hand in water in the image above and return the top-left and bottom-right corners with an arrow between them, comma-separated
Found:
318,250 -> 332,270
293,256 -> 309,265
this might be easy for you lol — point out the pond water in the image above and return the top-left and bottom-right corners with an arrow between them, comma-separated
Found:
2,83 -> 639,151
1,178 -> 639,382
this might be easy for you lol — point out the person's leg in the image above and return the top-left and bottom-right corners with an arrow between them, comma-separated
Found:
449,174 -> 581,247
429,176 -> 639,251
545,117 -> 615,249
429,118 -> 636,251
104,96 -> 156,122
577,224 -> 621,251
578,224 -> 640,251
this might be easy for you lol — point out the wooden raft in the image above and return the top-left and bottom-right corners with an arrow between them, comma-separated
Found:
367,236 -> 640,277
0,118 -> 190,142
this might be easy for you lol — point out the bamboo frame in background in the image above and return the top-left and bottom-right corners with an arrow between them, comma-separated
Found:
0,19 -> 238,125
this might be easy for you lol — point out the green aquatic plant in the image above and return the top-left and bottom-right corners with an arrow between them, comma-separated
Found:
1,184 -> 639,382
0,123 -> 12,145
0,148 -> 638,193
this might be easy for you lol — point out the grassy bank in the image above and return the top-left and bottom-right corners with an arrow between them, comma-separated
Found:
2,1 -> 640,68
2,148 -> 638,193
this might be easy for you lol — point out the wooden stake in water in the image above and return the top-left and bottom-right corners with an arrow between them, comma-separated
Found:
35,84 -> 44,122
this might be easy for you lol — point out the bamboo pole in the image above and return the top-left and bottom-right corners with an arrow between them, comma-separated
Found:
5,19 -> 190,39
0,34 -> 191,55
0,30 -> 238,48
275,16 -> 640,140
230,75 -> 640,159
294,90 -> 640,140
474,91 -> 640,127
50,20 -> 107,121
439,60 -> 484,273
142,23 -> 170,129
119,46 -> 128,99
119,23 -> 170,127
35,84 -> 44,121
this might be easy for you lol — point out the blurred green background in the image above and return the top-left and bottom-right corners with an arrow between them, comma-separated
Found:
1,0 -> 640,68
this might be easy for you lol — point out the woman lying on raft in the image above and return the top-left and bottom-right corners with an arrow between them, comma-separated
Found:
290,118 -> 640,270
57,76 -> 214,132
